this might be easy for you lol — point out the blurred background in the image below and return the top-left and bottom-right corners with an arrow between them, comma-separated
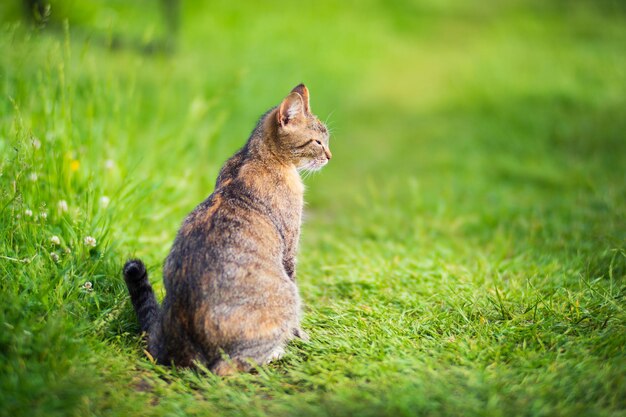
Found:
4,0 -> 624,260
1,1 -> 625,416
3,0 -> 625,240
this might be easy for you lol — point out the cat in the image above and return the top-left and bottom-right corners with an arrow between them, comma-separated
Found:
123,84 -> 331,375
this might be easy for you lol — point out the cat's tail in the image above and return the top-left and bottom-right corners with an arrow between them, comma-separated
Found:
123,259 -> 160,334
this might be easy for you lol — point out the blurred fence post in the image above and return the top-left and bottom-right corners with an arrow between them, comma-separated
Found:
23,0 -> 50,26
161,0 -> 180,51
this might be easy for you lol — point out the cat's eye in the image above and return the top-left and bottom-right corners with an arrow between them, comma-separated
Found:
315,140 -> 322,145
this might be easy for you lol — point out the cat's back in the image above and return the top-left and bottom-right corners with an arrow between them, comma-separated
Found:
161,153 -> 301,347
163,152 -> 300,288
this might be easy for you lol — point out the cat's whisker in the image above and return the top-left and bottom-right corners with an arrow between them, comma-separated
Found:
324,110 -> 335,126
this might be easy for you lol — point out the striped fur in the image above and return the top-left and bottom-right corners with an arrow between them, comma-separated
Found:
123,84 -> 330,375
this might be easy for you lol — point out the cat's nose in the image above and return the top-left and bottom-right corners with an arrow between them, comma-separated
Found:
324,148 -> 332,160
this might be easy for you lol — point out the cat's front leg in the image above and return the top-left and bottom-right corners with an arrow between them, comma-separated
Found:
283,227 -> 300,281
283,257 -> 296,280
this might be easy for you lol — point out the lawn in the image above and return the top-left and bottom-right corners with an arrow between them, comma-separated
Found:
1,0 -> 625,416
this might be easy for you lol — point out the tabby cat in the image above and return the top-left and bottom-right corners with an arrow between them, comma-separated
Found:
123,84 -> 331,375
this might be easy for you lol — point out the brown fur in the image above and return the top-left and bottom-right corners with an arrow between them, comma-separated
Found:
123,84 -> 331,375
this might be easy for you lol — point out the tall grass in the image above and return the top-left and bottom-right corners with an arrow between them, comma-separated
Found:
1,1 -> 625,416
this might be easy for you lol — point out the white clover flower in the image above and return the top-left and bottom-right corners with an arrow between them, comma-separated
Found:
29,172 -> 38,182
24,209 -> 33,217
57,200 -> 68,213
50,252 -> 59,263
99,196 -> 110,208
84,236 -> 97,247
83,281 -> 93,292
64,247 -> 71,254
105,159 -> 115,170
32,138 -> 41,150
40,212 -> 48,220
50,235 -> 61,245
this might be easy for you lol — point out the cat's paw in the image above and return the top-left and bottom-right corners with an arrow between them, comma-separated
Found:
267,346 -> 285,363
293,328 -> 310,342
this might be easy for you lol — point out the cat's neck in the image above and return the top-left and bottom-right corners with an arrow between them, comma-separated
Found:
280,164 -> 305,196
241,154 -> 304,197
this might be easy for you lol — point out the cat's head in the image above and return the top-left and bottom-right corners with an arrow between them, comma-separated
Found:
275,84 -> 331,172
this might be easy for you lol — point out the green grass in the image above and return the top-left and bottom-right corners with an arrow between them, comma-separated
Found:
1,0 -> 625,416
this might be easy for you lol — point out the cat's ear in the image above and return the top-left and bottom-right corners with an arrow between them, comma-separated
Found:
291,83 -> 311,114
277,92 -> 305,127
